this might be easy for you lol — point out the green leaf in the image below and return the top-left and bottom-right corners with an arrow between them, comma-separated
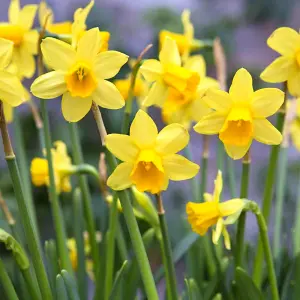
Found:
184,278 -> 202,300
212,294 -> 222,300
234,267 -> 263,300
45,240 -> 59,292
109,261 -> 129,300
61,270 -> 80,300
56,274 -> 69,300
0,229 -> 29,270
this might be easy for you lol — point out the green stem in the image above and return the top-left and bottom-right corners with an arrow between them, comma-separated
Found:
293,170 -> 300,255
273,146 -> 288,261
156,194 -> 178,300
227,157 -> 237,198
40,100 -> 73,275
216,139 -> 225,172
184,145 -> 198,201
13,110 -> 39,240
104,194 -> 119,300
68,122 -> 100,280
105,152 -> 159,300
73,188 -> 87,300
116,222 -> 128,261
247,202 -> 279,300
21,268 -> 41,300
235,152 -> 250,269
0,257 -> 19,300
0,102 -> 52,300
252,89 -> 286,286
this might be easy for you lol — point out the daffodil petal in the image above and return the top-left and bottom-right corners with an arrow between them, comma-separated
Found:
142,82 -> 168,107
251,88 -> 284,118
105,134 -> 139,162
212,218 -> 223,245
222,227 -> 231,250
184,55 -> 206,77
3,102 -> 13,123
159,36 -> 181,66
23,30 -> 38,54
213,170 -> 223,202
288,69 -> 300,97
202,88 -> 232,112
0,71 -> 24,107
61,92 -> 92,122
260,56 -> 295,83
140,59 -> 163,82
107,162 -> 133,190
194,112 -> 226,134
77,28 -> 101,62
229,68 -> 253,102
18,4 -> 37,30
267,27 -> 300,56
156,123 -> 189,154
92,79 -> 125,109
219,199 -> 245,216
204,193 -> 213,202
31,71 -> 67,99
188,98 -> 212,122
163,154 -> 199,180
224,142 -> 251,160
130,110 -> 158,148
9,0 -> 20,24
13,46 -> 35,78
0,38 -> 13,69
94,51 -> 128,80
198,77 -> 219,94
41,38 -> 76,71
253,119 -> 282,145
291,121 -> 300,151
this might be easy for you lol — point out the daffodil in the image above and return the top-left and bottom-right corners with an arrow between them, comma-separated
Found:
39,0 -> 72,35
106,110 -> 199,194
194,68 -> 284,160
31,28 -> 128,122
30,141 -> 73,193
0,38 -> 24,113
260,27 -> 300,97
140,37 -> 200,107
0,0 -> 38,78
162,55 -> 219,128
71,0 -> 110,52
159,10 -> 204,61
186,170 -> 245,249
289,99 -> 300,151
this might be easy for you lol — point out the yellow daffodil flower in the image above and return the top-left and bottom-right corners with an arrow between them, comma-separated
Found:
39,0 -> 72,35
0,0 -> 38,78
194,68 -> 284,160
30,141 -> 73,193
0,38 -> 24,112
260,27 -> 300,97
186,170 -> 245,249
159,10 -> 203,61
31,28 -> 128,122
162,55 -> 219,128
71,0 -> 110,52
140,37 -> 200,107
106,110 -> 199,194
289,100 -> 300,151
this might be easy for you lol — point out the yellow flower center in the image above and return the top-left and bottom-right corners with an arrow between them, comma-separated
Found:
130,149 -> 165,194
163,64 -> 200,96
65,62 -> 98,98
0,24 -> 24,46
219,105 -> 253,146
186,201 -> 221,235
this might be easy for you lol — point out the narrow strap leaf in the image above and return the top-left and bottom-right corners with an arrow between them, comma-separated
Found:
109,260 -> 129,300
61,270 -> 80,300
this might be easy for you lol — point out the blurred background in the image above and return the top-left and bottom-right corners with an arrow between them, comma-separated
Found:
1,0 -> 300,296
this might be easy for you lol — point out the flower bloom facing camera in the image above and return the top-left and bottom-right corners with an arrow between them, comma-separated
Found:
260,27 -> 300,97
140,37 -> 200,107
31,141 -> 73,194
106,110 -> 199,194
194,68 -> 284,159
31,28 -> 128,122
0,0 -> 38,78
186,171 -> 245,249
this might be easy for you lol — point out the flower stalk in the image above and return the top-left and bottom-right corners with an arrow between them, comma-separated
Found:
235,150 -> 250,269
91,103 -> 159,300
0,101 -> 53,300
155,193 -> 178,300
252,83 -> 287,286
